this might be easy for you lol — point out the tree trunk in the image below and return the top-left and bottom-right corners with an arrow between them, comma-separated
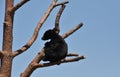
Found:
0,0 -> 14,77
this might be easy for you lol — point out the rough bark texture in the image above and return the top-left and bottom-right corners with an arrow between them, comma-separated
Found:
0,0 -> 14,77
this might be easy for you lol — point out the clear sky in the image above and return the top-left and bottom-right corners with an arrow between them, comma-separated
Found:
0,0 -> 120,77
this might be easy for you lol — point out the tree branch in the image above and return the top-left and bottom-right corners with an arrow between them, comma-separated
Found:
53,4 -> 66,33
62,22 -> 83,39
13,0 -> 59,57
10,0 -> 30,12
20,49 -> 45,77
35,55 -> 85,68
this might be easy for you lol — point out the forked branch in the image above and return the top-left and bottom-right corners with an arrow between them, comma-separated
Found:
11,0 -> 30,12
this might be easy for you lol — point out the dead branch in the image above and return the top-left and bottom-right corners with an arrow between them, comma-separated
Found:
31,49 -> 45,63
20,48 -> 45,77
35,55 -> 85,68
53,4 -> 66,33
62,22 -> 83,39
10,0 -> 30,12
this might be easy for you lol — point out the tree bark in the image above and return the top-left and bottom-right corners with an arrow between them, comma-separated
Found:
0,0 -> 14,77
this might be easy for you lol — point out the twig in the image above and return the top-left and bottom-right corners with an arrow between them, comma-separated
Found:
53,4 -> 66,33
10,0 -> 30,12
35,56 -> 85,68
62,22 -> 83,39
55,1 -> 69,7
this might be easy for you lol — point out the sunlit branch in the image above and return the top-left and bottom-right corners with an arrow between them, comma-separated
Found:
62,22 -> 83,39
35,55 -> 85,68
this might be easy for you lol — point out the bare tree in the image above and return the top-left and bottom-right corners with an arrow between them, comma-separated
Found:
0,0 -> 85,77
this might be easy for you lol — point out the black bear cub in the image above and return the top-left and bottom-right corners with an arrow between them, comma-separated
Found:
42,29 -> 68,62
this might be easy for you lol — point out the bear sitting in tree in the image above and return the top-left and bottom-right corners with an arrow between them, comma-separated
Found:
42,29 -> 68,62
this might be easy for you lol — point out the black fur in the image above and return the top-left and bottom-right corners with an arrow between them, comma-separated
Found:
42,29 -> 68,62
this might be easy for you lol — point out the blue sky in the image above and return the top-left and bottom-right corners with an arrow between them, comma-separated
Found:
0,0 -> 120,77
